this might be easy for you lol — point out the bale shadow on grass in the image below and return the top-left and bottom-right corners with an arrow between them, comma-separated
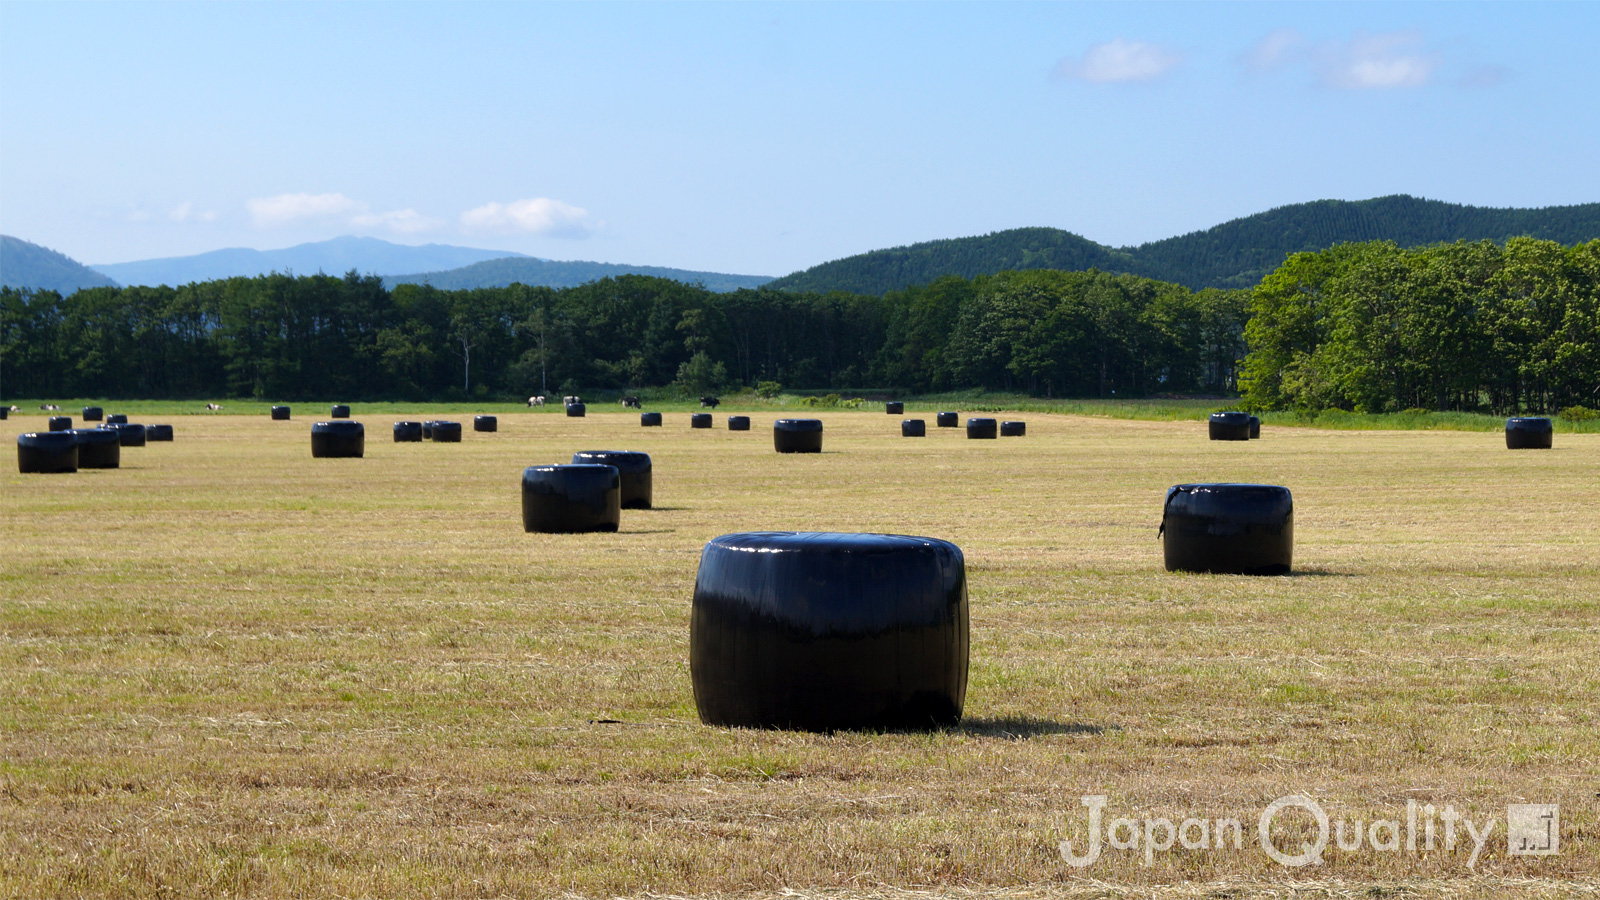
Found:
1287,567 -> 1359,578
622,528 -> 678,535
956,716 -> 1113,740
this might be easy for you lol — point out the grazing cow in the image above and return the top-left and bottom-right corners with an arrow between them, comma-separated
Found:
206,403 -> 223,410
563,395 -> 581,406
528,395 -> 545,407
700,396 -> 720,409
621,396 -> 641,408
40,404 -> 61,411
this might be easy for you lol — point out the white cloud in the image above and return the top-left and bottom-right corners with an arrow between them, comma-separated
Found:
247,192 -> 365,227
1241,28 -> 1306,71
1055,38 -> 1182,84
351,208 -> 442,234
1320,32 -> 1435,89
460,197 -> 593,238
168,202 -> 218,224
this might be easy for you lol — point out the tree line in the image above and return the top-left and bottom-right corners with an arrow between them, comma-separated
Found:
1241,238 -> 1600,414
0,269 -> 1248,401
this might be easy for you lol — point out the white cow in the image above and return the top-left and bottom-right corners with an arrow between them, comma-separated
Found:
527,396 -> 545,407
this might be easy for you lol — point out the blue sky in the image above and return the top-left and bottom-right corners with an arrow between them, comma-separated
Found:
2,2 -> 1596,275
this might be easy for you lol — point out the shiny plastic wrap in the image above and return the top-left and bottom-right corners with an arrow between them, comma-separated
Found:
640,412 -> 662,427
727,415 -> 751,431
330,405 -> 351,419
566,402 -> 586,417
901,419 -> 926,437
431,421 -> 463,442
773,418 -> 823,453
17,431 -> 78,473
885,401 -> 904,415
145,424 -> 174,441
691,413 -> 712,429
1161,483 -> 1293,575
81,406 -> 103,422
999,421 -> 1026,437
393,421 -> 423,442
271,406 -> 291,420
936,411 -> 958,427
965,418 -> 997,439
69,428 -> 121,468
110,423 -> 146,447
1248,416 -> 1261,439
1208,411 -> 1251,441
1505,417 -> 1553,449
310,421 -> 364,458
474,415 -> 498,432
521,464 -> 621,533
105,414 -> 128,425
690,531 -> 969,731
571,450 -> 653,509
48,416 -> 72,432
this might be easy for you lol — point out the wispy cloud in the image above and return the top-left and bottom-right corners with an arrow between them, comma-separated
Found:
168,202 -> 218,224
1240,28 -> 1307,72
1054,38 -> 1182,84
1320,31 -> 1435,89
460,197 -> 593,238
247,192 -> 441,234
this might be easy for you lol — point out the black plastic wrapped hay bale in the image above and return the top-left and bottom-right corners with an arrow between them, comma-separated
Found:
1249,416 -> 1261,439
0,407 -> 7,420
48,416 -> 72,432
82,406 -> 103,422
331,404 -> 351,419
566,402 -> 586,417
1000,421 -> 1026,436
571,450 -> 653,509
691,413 -> 712,429
474,415 -> 498,432
17,432 -> 79,473
111,423 -> 146,447
728,415 -> 750,431
690,531 -> 969,731
521,464 -> 621,533
145,424 -> 174,442
432,421 -> 463,442
421,421 -> 435,440
271,405 -> 291,421
966,418 -> 997,439
641,412 -> 662,427
774,418 -> 823,453
70,428 -> 120,469
1161,483 -> 1293,575
885,401 -> 904,415
105,414 -> 127,425
310,421 -> 364,458
936,411 -> 958,427
1506,417 -> 1553,449
393,421 -> 423,442
902,419 -> 926,437
1208,411 -> 1251,441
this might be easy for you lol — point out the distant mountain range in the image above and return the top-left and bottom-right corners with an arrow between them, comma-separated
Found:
6,195 -> 1598,297
385,257 -> 773,293
1,236 -> 120,293
767,195 -> 1600,294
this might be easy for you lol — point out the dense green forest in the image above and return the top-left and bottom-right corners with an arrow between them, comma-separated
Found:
768,196 -> 1600,295
0,270 -> 1247,402
1241,238 -> 1600,415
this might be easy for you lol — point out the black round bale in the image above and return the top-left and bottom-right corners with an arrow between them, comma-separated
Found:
885,401 -> 904,415
421,421 -> 435,440
902,418 -> 926,437
17,431 -> 79,473
1161,483 -> 1293,576
572,450 -> 652,509
521,464 -> 621,533
640,411 -> 662,427
690,531 -> 969,731
566,402 -> 586,417
112,423 -> 146,447
70,428 -> 121,468
728,415 -> 750,431
936,411 -> 958,427
105,414 -> 127,425
82,406 -> 104,421
691,413 -> 712,429
310,421 -> 364,458
48,416 -> 72,432
1248,415 -> 1261,439
474,415 -> 498,432
1209,411 -> 1252,441
1506,417 -> 1553,449
773,418 -> 823,453
1000,420 -> 1026,436
0,407 -> 7,420
271,405 -> 291,420
393,421 -> 423,442
432,421 -> 463,442
331,405 -> 351,419
145,424 -> 173,441
965,417 -> 997,439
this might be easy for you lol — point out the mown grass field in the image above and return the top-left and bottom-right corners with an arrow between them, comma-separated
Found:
1,406 -> 1596,899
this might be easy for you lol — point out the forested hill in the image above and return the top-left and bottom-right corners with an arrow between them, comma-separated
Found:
765,228 -> 1137,295
1,236 -> 119,293
385,256 -> 773,293
767,196 -> 1600,294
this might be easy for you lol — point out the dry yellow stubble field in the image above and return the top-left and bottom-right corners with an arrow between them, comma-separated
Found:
1,410 -> 1596,899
